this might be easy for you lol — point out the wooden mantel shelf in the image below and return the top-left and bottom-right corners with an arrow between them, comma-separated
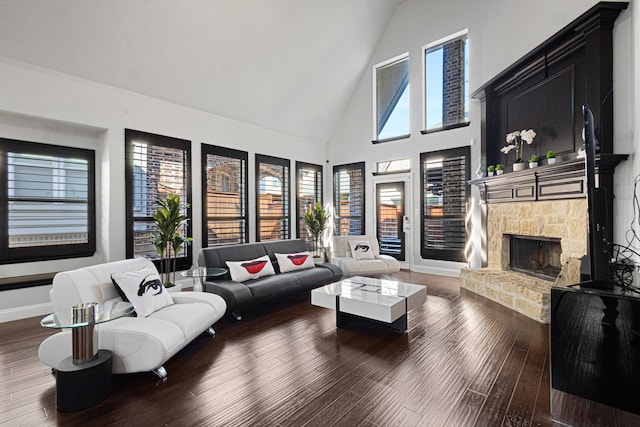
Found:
469,154 -> 627,204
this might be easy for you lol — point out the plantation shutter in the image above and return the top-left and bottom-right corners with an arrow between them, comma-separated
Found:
203,146 -> 248,246
296,162 -> 322,243
256,154 -> 290,242
3,139 -> 96,263
333,162 -> 365,236
421,147 -> 469,261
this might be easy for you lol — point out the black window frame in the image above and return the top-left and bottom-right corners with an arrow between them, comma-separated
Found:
295,161 -> 323,244
124,129 -> 192,270
201,144 -> 249,247
333,161 -> 366,236
255,154 -> 290,242
0,138 -> 96,264
422,31 -> 470,134
374,54 -> 411,143
420,146 -> 470,262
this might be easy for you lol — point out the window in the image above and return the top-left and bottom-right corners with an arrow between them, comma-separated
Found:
420,147 -> 469,261
256,154 -> 290,242
202,145 -> 248,247
423,30 -> 469,132
375,158 -> 410,175
333,162 -> 365,236
296,162 -> 323,244
125,129 -> 191,269
374,54 -> 410,141
0,138 -> 95,264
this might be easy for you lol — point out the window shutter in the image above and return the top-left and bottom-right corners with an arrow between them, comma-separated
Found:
421,147 -> 469,261
333,162 -> 365,236
203,147 -> 248,246
256,154 -> 290,242
1,138 -> 96,264
125,129 -> 191,268
296,162 -> 322,243
8,153 -> 89,248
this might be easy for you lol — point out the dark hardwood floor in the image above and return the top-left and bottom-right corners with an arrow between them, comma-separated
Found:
0,271 -> 621,426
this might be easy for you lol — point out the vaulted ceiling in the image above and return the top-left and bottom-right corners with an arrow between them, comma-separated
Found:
0,0 -> 403,142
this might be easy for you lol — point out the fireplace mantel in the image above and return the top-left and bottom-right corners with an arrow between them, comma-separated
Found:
469,154 -> 628,204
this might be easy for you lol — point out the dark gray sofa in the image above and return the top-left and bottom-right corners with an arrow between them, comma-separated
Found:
198,239 -> 342,319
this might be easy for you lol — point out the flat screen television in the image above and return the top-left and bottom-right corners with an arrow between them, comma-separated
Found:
581,104 -> 611,287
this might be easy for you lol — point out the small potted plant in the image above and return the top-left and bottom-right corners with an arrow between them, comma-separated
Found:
495,164 -> 504,175
529,154 -> 539,168
546,150 -> 557,165
487,165 -> 495,176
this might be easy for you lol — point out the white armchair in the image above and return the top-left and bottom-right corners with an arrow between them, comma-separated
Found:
38,258 -> 226,379
331,235 -> 400,278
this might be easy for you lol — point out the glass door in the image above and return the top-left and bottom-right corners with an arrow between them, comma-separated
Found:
375,181 -> 405,261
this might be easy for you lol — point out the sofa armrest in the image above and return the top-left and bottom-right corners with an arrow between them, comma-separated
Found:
203,280 -> 253,312
375,254 -> 401,274
315,262 -> 343,281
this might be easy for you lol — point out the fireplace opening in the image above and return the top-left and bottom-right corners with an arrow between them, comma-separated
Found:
509,235 -> 562,280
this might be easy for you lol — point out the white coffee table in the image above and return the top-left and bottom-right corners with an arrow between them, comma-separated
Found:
311,276 -> 427,333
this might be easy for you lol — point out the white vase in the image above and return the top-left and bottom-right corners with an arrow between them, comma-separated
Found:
529,161 -> 538,168
512,162 -> 525,172
488,171 -> 494,176
496,170 -> 504,175
547,158 -> 556,165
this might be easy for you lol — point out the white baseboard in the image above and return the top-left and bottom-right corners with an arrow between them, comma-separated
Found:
0,302 -> 52,323
411,264 -> 463,277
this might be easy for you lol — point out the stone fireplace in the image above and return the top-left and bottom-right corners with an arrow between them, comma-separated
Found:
461,198 -> 586,323
460,3 -> 629,323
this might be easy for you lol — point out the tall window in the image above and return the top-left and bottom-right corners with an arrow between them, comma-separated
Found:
125,129 -> 191,269
296,162 -> 323,244
0,138 -> 95,264
202,145 -> 248,247
420,147 -> 469,261
424,30 -> 469,132
256,154 -> 290,242
374,53 -> 410,142
333,162 -> 365,236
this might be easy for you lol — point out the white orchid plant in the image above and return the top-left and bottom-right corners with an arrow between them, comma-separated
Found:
500,129 -> 537,163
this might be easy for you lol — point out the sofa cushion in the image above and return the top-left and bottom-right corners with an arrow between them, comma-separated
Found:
337,257 -> 393,277
244,273 -> 302,301
275,251 -> 315,273
227,255 -> 275,282
291,266 -> 336,291
349,240 -> 376,260
110,266 -> 174,317
149,302 -> 217,343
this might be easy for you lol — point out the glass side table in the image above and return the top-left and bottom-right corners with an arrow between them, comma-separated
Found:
41,301 -> 134,412
181,267 -> 228,292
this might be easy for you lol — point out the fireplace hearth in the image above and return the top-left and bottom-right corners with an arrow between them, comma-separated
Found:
509,235 -> 562,280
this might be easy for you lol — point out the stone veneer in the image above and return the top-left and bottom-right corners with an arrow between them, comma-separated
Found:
460,199 -> 587,323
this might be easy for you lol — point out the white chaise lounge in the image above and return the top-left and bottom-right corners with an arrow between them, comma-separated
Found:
38,257 -> 226,379
331,235 -> 401,278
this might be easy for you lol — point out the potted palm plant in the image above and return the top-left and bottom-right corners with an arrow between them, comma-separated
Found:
303,202 -> 329,260
152,194 -> 192,287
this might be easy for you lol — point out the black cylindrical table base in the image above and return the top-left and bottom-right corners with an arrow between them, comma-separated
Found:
56,349 -> 112,412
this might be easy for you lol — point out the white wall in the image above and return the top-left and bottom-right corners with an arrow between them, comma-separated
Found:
326,0 -> 637,276
0,57 -> 328,321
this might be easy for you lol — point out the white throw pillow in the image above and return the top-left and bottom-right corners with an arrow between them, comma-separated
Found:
110,266 -> 174,317
349,240 -> 376,260
275,251 -> 315,273
226,255 -> 275,282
